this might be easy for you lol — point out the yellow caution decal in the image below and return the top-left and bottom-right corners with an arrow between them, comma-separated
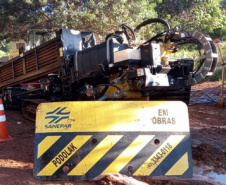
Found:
34,101 -> 193,180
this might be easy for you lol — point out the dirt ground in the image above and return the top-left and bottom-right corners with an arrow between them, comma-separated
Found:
0,81 -> 225,185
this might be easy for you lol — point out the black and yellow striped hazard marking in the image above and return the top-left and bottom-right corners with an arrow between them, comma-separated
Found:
34,101 -> 193,180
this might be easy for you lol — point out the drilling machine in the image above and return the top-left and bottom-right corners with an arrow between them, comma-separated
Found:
0,18 -> 218,121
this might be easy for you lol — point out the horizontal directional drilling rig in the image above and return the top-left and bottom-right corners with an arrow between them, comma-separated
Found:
0,18 -> 218,121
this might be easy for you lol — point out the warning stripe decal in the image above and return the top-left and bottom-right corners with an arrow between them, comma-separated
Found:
68,135 -> 123,176
165,152 -> 189,175
102,135 -> 155,174
0,104 -> 4,110
0,115 -> 6,122
37,136 -> 61,159
37,135 -> 92,176
133,135 -> 185,176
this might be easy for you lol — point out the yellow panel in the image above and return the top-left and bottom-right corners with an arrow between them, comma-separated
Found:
68,135 -> 123,176
36,101 -> 189,133
37,135 -> 92,176
133,135 -> 185,176
165,152 -> 189,175
102,135 -> 155,174
59,47 -> 63,57
37,136 -> 61,159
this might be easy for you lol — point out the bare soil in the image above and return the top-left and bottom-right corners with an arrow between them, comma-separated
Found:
0,81 -> 225,185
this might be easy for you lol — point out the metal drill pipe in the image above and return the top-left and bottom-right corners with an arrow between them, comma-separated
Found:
217,44 -> 225,97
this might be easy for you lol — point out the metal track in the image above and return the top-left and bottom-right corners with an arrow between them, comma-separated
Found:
22,99 -> 48,122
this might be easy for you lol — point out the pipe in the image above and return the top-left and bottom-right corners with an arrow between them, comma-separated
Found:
215,40 -> 225,108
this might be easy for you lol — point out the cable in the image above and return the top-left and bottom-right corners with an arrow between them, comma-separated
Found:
96,84 -> 122,92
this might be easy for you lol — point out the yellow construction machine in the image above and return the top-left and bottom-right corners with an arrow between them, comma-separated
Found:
0,18 -> 218,181
0,18 -> 218,121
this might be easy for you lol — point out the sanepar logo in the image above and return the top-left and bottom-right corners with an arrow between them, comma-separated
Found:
45,107 -> 72,129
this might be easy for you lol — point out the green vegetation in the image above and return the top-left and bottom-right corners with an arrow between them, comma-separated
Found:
209,68 -> 226,82
0,50 -> 6,58
0,0 -> 226,42
209,42 -> 226,82
0,0 -> 225,81
0,43 -> 12,58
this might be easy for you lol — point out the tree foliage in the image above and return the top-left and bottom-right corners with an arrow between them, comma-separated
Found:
156,0 -> 226,39
0,0 -> 226,42
0,0 -> 46,40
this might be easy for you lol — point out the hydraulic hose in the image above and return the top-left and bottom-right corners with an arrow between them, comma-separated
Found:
134,18 -> 171,33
